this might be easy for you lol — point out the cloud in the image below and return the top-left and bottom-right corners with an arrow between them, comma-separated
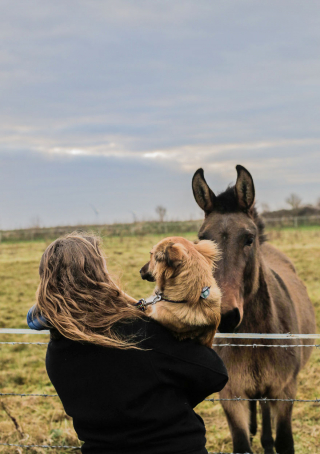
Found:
2,137 -> 318,178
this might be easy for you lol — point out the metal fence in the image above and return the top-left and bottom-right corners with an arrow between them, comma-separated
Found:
1,330 -> 319,452
262,214 -> 320,228
1,214 -> 320,243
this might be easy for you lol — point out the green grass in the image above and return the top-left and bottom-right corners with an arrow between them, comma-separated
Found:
0,229 -> 319,453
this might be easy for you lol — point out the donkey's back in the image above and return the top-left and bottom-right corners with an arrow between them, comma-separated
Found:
262,242 -> 315,365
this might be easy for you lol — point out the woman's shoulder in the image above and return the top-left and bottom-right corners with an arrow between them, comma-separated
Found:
115,316 -> 172,345
119,317 -> 227,374
48,317 -> 226,377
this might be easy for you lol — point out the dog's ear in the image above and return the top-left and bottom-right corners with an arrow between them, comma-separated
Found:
165,243 -> 187,267
194,240 -> 220,265
155,242 -> 187,267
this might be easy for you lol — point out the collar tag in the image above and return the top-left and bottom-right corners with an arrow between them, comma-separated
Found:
200,286 -> 210,299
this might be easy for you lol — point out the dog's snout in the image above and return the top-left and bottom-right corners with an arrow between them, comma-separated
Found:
140,262 -> 156,282
141,272 -> 156,282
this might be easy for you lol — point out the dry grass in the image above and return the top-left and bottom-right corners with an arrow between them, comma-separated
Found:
0,228 -> 319,453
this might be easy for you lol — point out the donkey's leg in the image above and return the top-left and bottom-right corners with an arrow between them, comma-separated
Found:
273,400 -> 294,454
249,400 -> 257,443
222,399 -> 253,454
260,401 -> 275,454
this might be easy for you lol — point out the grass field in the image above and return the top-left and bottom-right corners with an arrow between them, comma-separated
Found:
0,228 -> 319,453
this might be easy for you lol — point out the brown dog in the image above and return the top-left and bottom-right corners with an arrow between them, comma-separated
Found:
140,236 -> 221,347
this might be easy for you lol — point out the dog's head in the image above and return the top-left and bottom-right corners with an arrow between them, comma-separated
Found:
140,236 -> 220,301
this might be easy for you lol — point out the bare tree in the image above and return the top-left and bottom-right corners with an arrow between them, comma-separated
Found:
29,216 -> 42,228
261,202 -> 270,213
285,193 -> 302,210
155,205 -> 167,222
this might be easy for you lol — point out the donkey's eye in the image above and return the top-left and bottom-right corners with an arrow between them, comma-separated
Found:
198,232 -> 211,241
244,236 -> 254,247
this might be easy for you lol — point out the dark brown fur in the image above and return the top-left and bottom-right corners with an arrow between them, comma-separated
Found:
192,165 -> 316,454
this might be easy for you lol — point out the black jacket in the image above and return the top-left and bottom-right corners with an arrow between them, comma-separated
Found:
46,318 -> 228,454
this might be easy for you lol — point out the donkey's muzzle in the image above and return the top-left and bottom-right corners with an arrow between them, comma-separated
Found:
218,307 -> 241,333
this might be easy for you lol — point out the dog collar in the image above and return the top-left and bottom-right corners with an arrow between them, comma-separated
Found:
135,287 -> 211,312
201,286 -> 210,299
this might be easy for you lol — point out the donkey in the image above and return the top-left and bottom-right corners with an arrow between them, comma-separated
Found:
192,165 -> 315,454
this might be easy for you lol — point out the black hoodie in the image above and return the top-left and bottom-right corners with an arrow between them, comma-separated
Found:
46,317 -> 228,454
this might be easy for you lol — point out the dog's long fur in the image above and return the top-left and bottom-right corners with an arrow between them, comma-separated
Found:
140,236 -> 221,347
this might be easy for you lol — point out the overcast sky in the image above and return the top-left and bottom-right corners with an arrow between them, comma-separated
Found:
0,0 -> 319,229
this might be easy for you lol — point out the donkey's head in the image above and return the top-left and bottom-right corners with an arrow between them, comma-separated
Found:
192,165 -> 266,333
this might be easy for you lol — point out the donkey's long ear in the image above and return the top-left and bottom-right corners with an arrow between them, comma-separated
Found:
192,168 -> 216,214
235,165 -> 255,210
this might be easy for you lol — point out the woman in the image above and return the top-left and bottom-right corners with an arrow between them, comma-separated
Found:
28,232 -> 228,454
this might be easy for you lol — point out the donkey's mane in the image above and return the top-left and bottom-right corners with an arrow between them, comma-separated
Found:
214,186 -> 267,244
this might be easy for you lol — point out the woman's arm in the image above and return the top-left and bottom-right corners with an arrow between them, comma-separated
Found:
143,320 -> 228,408
151,347 -> 228,407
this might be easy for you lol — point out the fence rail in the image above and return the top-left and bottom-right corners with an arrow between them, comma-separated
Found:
1,330 -> 319,347
263,214 -> 320,228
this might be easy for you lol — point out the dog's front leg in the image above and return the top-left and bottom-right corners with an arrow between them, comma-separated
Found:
146,304 -> 189,332
123,292 -> 137,305
198,329 -> 216,348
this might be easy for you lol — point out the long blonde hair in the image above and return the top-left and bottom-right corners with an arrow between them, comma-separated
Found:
36,232 -> 144,349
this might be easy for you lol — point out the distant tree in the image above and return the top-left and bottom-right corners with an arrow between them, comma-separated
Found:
155,205 -> 167,222
261,202 -> 270,213
316,197 -> 320,209
285,193 -> 302,210
29,216 -> 42,228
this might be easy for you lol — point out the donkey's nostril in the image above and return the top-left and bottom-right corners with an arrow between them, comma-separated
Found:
218,308 -> 241,333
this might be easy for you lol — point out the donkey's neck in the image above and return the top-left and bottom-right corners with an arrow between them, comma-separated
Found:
240,260 -> 277,333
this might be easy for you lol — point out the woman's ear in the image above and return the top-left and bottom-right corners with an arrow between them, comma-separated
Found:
164,243 -> 187,267
194,240 -> 220,265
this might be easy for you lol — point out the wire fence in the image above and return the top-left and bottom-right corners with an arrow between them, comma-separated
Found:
1,392 -> 319,404
1,330 -> 319,452
0,443 -> 80,450
0,446 -> 265,454
2,341 -> 320,347
0,445 -> 263,454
